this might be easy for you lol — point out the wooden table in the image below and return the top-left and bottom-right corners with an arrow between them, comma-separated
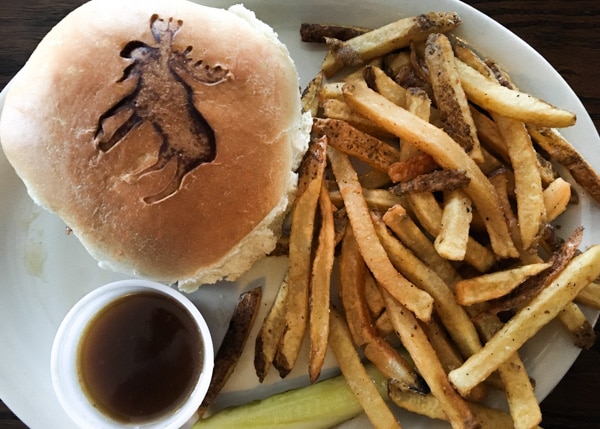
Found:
1,0 -> 599,428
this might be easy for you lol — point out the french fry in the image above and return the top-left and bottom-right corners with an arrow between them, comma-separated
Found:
381,288 -> 480,429
434,190 -> 473,261
328,308 -> 401,429
528,126 -> 600,204
312,117 -> 401,171
300,22 -> 371,43
454,263 -> 551,306
330,188 -> 402,212
382,204 -> 463,287
254,275 -> 289,382
387,152 -> 438,182
455,58 -> 576,128
424,33 -> 483,162
321,12 -> 461,77
576,281 -> 600,310
327,145 -> 434,321
544,177 -> 572,222
388,169 -> 470,196
274,137 -> 327,377
342,79 -> 518,259
199,287 -> 262,417
492,104 -> 546,251
301,71 -> 324,117
372,212 -> 482,359
449,244 -> 600,396
557,301 -> 596,349
322,98 -> 393,138
309,183 -> 336,383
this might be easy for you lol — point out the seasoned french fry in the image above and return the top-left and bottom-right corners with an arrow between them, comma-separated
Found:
425,33 -> 483,162
322,98 -> 393,138
372,212 -> 482,359
544,177 -> 572,222
492,110 -> 546,250
301,72 -> 324,117
274,137 -> 327,377
557,301 -> 596,349
327,145 -> 434,321
449,244 -> 600,396
434,190 -> 473,261
321,12 -> 461,77
200,287 -> 262,417
388,169 -> 470,196
330,188 -> 402,212
329,308 -> 401,429
300,22 -> 371,43
342,79 -> 518,259
312,117 -> 401,171
382,204 -> 463,287
576,281 -> 600,310
309,183 -> 336,383
381,288 -> 480,429
254,275 -> 289,382
455,58 -> 576,128
454,263 -> 551,306
387,152 -> 438,183
528,126 -> 600,204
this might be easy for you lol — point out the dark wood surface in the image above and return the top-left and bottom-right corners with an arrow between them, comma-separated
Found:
1,0 -> 599,428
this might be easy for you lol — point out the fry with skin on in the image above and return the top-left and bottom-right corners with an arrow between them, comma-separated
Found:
321,12 -> 461,77
340,224 -> 425,392
424,33 -> 483,162
448,244 -> 600,396
312,117 -> 401,172
309,183 -> 336,383
342,79 -> 518,259
254,275 -> 289,382
454,262 -> 551,306
557,301 -> 596,349
543,177 -> 571,222
454,58 -> 576,128
327,145 -> 434,321
274,137 -> 327,378
301,72 -> 324,117
329,308 -> 401,429
381,288 -> 480,429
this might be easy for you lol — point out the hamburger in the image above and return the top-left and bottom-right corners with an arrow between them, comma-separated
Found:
0,0 -> 310,291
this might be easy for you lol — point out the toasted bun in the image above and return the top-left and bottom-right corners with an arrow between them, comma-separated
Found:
0,0 -> 309,291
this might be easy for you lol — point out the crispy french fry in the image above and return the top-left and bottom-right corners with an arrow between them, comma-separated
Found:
274,138 -> 327,377
434,190 -> 473,261
455,58 -> 576,128
544,177 -> 571,222
381,288 -> 479,429
455,262 -> 551,306
309,183 -> 336,383
328,308 -> 401,429
200,287 -> 262,417
449,244 -> 600,396
492,111 -> 546,250
528,126 -> 600,204
321,12 -> 461,77
557,301 -> 596,349
322,98 -> 393,139
312,117 -> 401,171
372,212 -> 482,359
254,276 -> 289,382
342,79 -> 518,259
388,169 -> 470,196
327,145 -> 434,321
300,22 -> 371,43
425,33 -> 483,162
382,204 -> 463,287
301,72 -> 324,117
576,281 -> 600,309
387,152 -> 438,183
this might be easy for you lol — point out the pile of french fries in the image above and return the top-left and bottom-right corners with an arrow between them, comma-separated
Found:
254,11 -> 600,429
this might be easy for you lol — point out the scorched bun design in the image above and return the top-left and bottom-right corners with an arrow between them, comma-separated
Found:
0,0 -> 311,291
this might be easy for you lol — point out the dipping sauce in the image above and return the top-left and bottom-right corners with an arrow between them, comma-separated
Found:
77,291 -> 203,424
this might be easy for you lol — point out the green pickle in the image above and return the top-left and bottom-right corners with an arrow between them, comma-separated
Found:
193,365 -> 387,429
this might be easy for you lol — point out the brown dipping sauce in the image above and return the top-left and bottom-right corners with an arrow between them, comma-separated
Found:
77,291 -> 203,423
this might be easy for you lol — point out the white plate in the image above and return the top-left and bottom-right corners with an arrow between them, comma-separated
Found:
1,1 -> 599,428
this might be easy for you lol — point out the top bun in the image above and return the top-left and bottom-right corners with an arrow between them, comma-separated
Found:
0,0 -> 310,291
